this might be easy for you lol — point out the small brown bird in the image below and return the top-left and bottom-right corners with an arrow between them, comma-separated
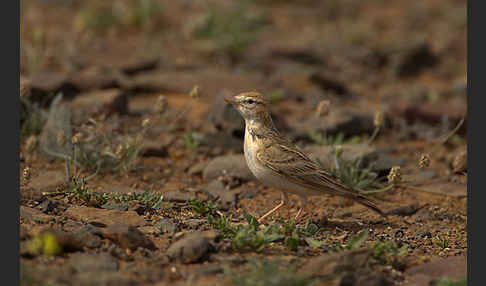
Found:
225,91 -> 385,223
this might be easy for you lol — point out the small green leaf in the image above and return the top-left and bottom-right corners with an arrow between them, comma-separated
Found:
305,237 -> 325,248
346,229 -> 369,250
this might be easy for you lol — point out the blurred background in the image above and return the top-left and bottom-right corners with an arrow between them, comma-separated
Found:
19,1 -> 467,285
20,0 -> 466,98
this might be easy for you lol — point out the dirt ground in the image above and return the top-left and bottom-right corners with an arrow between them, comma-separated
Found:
20,1 -> 467,285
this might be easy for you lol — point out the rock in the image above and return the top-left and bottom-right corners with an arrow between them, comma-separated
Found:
393,40 -> 438,78
101,202 -> 129,211
166,231 -> 212,263
69,67 -> 121,91
140,140 -> 169,157
39,94 -> 73,159
69,252 -> 118,273
127,202 -> 147,215
415,179 -> 466,198
65,206 -> 147,227
120,57 -> 159,76
291,108 -> 375,141
339,271 -> 393,286
73,272 -> 136,286
270,45 -> 324,65
162,190 -> 192,202
303,144 -> 404,174
71,226 -> 103,249
20,206 -> 54,223
155,218 -> 179,235
203,154 -> 255,182
388,203 -> 422,216
185,219 -> 207,229
26,170 -> 66,194
391,101 -> 466,133
405,256 -> 466,286
187,161 -> 209,176
309,71 -> 352,98
199,180 -> 236,210
137,226 -> 160,235
99,224 -> 156,251
71,89 -> 128,115
451,146 -> 467,173
302,248 -> 371,277
36,199 -> 56,213
29,72 -> 79,104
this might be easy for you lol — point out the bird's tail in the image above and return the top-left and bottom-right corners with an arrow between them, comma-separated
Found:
354,194 -> 387,217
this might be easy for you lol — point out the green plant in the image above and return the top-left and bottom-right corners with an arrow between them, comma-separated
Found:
77,0 -> 163,32
431,276 -> 467,286
208,213 -> 237,239
326,148 -> 385,192
308,130 -> 345,146
139,189 -> 164,210
226,259 -> 315,286
69,177 -> 108,206
208,213 -> 325,251
183,131 -> 202,149
70,117 -> 149,174
434,235 -> 450,249
189,198 -> 217,216
371,239 -> 408,265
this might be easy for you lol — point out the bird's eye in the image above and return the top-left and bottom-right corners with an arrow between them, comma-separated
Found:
246,99 -> 255,104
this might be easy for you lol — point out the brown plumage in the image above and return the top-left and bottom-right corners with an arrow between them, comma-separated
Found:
225,91 -> 385,223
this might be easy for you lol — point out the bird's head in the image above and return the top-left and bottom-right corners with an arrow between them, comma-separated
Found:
224,92 -> 270,122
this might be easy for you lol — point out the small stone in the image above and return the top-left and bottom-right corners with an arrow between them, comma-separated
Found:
389,203 -> 421,216
167,231 -> 212,263
101,202 -> 129,211
155,218 -> 179,235
65,206 -> 146,227
99,224 -> 156,251
20,206 -> 54,223
27,171 -> 66,195
203,155 -> 255,182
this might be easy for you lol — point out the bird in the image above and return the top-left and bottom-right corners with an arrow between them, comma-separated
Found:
224,91 -> 385,223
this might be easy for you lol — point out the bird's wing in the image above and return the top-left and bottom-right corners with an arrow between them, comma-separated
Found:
256,141 -> 385,216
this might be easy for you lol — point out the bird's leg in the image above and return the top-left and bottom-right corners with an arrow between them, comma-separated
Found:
294,196 -> 308,222
258,192 -> 288,223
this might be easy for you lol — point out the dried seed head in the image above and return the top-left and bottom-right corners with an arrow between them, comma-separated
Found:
189,85 -> 200,99
135,133 -> 144,145
72,133 -> 82,145
452,150 -> 467,173
316,100 -> 331,117
22,167 -> 31,182
335,145 -> 343,158
155,95 -> 168,114
387,166 -> 402,184
25,135 -> 38,153
115,144 -> 124,159
142,118 -> 151,129
419,154 -> 431,169
20,77 -> 31,98
56,130 -> 66,147
374,111 -> 385,128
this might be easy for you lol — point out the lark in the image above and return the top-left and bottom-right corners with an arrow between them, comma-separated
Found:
225,92 -> 385,223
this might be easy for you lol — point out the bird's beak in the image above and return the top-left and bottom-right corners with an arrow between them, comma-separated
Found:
224,95 -> 238,105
